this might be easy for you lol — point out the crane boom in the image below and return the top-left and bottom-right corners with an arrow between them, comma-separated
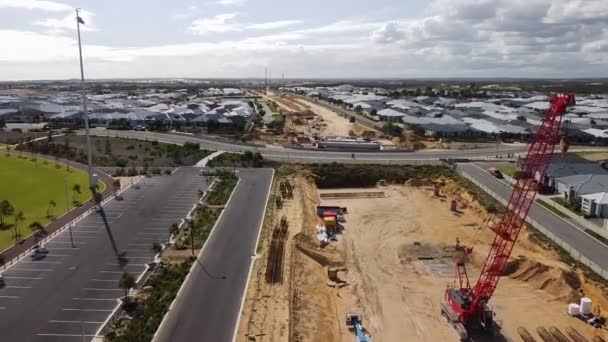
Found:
442,93 -> 576,340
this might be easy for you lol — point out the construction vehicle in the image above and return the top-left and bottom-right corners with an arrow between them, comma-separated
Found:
441,93 -> 576,340
346,313 -> 373,342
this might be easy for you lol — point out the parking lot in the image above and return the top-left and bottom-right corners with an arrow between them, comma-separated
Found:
0,167 -> 207,341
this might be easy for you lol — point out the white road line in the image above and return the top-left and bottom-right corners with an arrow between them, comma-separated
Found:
0,295 -> 20,299
72,298 -> 116,301
83,288 -> 122,291
2,276 -> 42,280
37,334 -> 97,337
104,263 -> 146,267
4,286 -> 32,289
9,268 -> 52,272
49,320 -> 104,324
62,308 -> 113,312
123,256 -> 151,259
0,307 -> 5,310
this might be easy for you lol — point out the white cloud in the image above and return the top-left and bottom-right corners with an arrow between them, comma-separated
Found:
215,0 -> 246,6
33,10 -> 98,33
247,20 -> 301,30
189,13 -> 239,35
0,0 -> 71,12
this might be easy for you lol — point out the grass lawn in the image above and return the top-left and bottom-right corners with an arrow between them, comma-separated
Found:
0,153 -> 104,251
536,198 -> 571,218
496,164 -> 519,177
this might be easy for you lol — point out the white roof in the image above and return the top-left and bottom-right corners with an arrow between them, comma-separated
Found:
377,108 -> 406,117
583,128 -> 608,138
523,102 -> 550,110
581,192 -> 608,204
462,117 -> 501,133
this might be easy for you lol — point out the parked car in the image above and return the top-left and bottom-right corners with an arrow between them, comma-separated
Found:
488,168 -> 504,179
0,273 -> 5,286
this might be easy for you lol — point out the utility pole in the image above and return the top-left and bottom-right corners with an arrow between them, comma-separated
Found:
75,9 -> 95,192
264,67 -> 267,95
64,178 -> 75,248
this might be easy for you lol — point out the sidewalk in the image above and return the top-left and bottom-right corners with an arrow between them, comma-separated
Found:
0,150 -> 115,266
496,169 -> 608,240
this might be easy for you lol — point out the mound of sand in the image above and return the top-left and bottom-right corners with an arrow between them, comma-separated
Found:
294,233 -> 343,267
503,257 -> 581,302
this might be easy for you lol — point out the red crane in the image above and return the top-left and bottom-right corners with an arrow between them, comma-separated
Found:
441,93 -> 576,340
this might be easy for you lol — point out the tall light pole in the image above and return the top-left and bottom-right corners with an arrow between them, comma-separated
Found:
75,9 -> 95,192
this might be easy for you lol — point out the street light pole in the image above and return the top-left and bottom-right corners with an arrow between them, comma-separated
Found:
64,178 -> 75,248
75,9 -> 94,191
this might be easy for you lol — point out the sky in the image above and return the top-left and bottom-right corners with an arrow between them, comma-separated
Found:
0,0 -> 607,80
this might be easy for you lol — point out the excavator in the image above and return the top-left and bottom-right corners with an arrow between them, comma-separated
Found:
441,93 -> 576,340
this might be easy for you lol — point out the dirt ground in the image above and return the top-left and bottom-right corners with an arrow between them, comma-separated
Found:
576,151 -> 608,162
318,185 -> 608,342
293,98 -> 353,137
238,170 -> 608,342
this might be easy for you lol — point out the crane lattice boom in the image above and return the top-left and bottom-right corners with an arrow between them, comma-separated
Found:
443,93 -> 575,339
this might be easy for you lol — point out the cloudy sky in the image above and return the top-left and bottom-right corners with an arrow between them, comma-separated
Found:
1,0 -> 607,80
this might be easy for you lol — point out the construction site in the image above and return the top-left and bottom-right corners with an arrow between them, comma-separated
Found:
237,94 -> 608,342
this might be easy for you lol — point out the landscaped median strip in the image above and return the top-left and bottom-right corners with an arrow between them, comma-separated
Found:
101,171 -> 239,342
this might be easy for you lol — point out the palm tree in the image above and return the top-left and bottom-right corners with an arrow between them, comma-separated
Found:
46,200 -> 56,218
13,210 -> 24,242
29,221 -> 46,246
119,272 -> 136,300
72,184 -> 81,204
0,200 -> 14,228
112,179 -> 121,195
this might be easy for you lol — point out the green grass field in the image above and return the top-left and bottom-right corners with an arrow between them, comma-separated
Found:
496,164 -> 519,177
0,154 -> 103,252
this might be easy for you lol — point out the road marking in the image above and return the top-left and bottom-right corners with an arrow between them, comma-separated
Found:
46,247 -> 80,250
62,308 -> 113,312
47,241 -> 88,245
37,333 -> 97,337
0,295 -> 20,299
0,307 -> 5,310
104,263 -> 146,267
2,276 -> 42,280
4,286 -> 32,289
83,288 -> 122,291
9,268 -> 52,272
50,320 -> 104,324
72,298 -> 116,301
22,261 -> 61,264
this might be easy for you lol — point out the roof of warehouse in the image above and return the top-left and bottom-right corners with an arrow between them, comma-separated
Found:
555,174 -> 608,195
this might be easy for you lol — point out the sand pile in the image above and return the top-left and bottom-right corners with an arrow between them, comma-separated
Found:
503,257 -> 581,302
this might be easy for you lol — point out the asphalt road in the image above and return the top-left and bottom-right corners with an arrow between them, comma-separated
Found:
0,168 -> 205,341
84,129 -> 531,163
153,168 -> 273,342
458,163 -> 608,271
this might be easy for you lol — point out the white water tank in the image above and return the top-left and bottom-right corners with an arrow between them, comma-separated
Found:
580,297 -> 593,315
568,303 -> 580,316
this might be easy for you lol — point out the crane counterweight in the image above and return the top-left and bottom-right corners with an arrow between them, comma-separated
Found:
442,93 -> 576,340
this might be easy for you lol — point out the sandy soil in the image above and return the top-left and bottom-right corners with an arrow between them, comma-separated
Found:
576,151 -> 608,162
320,185 -> 608,342
294,99 -> 353,137
238,172 -> 608,342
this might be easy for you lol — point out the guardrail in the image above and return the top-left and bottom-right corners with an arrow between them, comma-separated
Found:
458,169 -> 608,280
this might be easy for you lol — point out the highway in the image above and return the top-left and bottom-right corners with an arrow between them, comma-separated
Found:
458,163 -> 608,271
0,168 -> 205,341
85,129 -> 530,163
153,168 -> 273,342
